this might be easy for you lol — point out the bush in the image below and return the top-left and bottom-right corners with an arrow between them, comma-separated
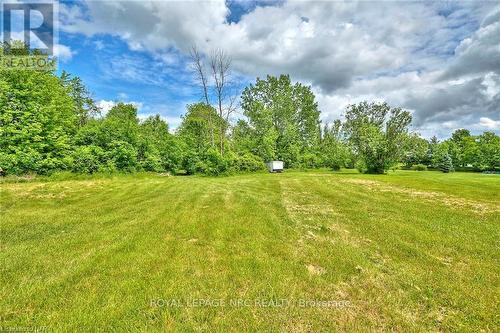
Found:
182,149 -> 229,176
199,149 -> 228,176
161,138 -> 184,174
98,160 -> 117,173
182,150 -> 201,175
71,145 -> 105,174
0,153 -> 16,175
108,141 -> 138,172
355,160 -> 367,173
232,153 -> 266,172
140,152 -> 164,172
411,164 -> 427,171
2,149 -> 45,175
34,157 -> 68,175
331,163 -> 341,171
356,157 -> 386,174
300,153 -> 321,169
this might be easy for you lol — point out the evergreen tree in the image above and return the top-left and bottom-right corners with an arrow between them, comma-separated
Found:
439,153 -> 454,173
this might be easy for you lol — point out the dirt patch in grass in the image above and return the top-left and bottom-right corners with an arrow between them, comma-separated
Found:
439,197 -> 494,214
281,181 -> 371,252
337,178 -> 499,215
338,178 -> 380,188
1,183 -> 65,199
307,264 -> 326,275
281,182 -> 341,220
2,180 -> 107,200
286,204 -> 336,215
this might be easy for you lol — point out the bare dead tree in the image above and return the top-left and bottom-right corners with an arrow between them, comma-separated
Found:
189,46 -> 214,147
189,46 -> 210,105
189,46 -> 237,155
210,49 -> 235,155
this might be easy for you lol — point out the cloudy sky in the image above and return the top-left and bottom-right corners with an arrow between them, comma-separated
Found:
50,1 -> 500,137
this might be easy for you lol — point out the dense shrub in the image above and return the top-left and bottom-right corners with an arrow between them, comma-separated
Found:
0,152 -> 17,176
411,164 -> 427,171
108,141 -> 138,172
71,145 -> 105,174
343,102 -> 412,174
300,153 -> 322,169
140,151 -> 163,172
198,149 -> 228,176
182,150 -> 201,175
355,160 -> 367,174
0,58 -> 77,176
0,144 -> 74,175
232,152 -> 266,172
0,149 -> 43,175
159,137 -> 184,174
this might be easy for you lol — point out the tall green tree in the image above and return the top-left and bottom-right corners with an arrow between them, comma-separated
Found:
73,103 -> 141,172
321,120 -> 350,170
240,75 -> 321,168
139,115 -> 182,173
177,103 -> 227,174
77,103 -> 140,147
178,103 -> 225,154
439,153 -> 454,173
476,131 -> 500,170
448,129 -> 478,168
0,48 -> 76,174
232,119 -> 257,154
431,141 -> 451,168
403,133 -> 429,167
60,71 -> 99,127
343,101 -> 412,174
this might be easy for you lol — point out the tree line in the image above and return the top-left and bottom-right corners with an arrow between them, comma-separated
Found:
1,44 -> 499,176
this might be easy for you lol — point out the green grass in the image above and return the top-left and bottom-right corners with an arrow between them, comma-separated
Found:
1,170 -> 499,331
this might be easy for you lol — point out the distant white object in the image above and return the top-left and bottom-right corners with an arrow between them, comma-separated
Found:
267,161 -> 284,173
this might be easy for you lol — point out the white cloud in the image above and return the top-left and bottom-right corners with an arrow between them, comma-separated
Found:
130,101 -> 144,111
481,72 -> 500,100
138,102 -> 188,130
96,100 -> 116,116
478,117 -> 500,129
440,6 -> 500,80
93,40 -> 105,50
61,1 -> 500,137
137,113 -> 182,131
59,0 -> 437,92
97,99 -> 144,117
163,116 -> 182,131
54,44 -> 75,61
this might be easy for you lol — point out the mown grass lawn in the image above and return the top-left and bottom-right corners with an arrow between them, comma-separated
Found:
1,170 -> 499,331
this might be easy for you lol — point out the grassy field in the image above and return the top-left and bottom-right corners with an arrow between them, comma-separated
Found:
1,170 -> 499,331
